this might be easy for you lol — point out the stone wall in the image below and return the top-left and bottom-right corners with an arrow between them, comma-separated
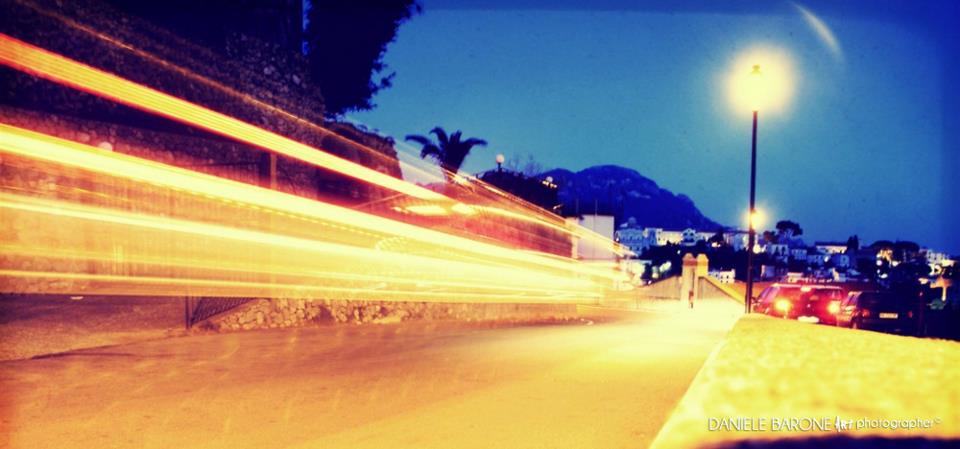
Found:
635,276 -> 682,300
1,0 -> 403,203
201,298 -> 583,332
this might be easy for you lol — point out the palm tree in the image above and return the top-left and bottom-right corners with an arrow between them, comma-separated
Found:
405,127 -> 487,181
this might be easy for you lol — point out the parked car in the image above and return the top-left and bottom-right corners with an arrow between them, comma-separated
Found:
836,291 -> 917,335
754,283 -> 847,324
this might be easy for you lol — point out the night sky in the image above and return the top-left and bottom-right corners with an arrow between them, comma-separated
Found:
354,0 -> 960,254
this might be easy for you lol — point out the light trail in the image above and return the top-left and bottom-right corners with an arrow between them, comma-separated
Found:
0,124 -> 630,304
0,30 -> 627,258
0,33 -> 446,201
10,0 -> 448,187
0,123 -> 622,280
0,29 -> 633,303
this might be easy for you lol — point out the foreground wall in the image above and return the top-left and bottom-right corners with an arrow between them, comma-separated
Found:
202,299 -> 583,331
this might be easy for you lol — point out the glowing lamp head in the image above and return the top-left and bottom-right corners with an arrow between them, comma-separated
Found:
746,209 -> 765,230
495,154 -> 505,165
745,64 -> 766,112
725,48 -> 794,116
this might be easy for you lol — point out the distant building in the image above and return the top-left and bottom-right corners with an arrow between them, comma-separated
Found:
571,215 -> 617,261
614,227 -> 649,255
831,253 -> 852,268
766,243 -> 789,258
614,225 -> 715,254
806,250 -> 827,267
709,269 -> 736,284
815,241 -> 848,255
724,231 -> 750,251
925,249 -> 951,267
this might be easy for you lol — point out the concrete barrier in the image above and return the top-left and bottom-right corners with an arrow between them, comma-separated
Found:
650,315 -> 960,449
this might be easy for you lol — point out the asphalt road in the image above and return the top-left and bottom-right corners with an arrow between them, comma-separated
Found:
0,308 -> 735,449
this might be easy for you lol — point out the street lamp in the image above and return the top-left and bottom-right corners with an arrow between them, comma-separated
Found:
744,64 -> 764,314
496,153 -> 505,172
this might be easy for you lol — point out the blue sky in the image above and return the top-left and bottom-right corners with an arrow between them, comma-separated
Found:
354,1 -> 959,253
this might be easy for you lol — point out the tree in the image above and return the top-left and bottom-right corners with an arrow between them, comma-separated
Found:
775,220 -> 803,238
846,235 -> 860,252
503,153 -> 544,177
762,230 -> 777,244
708,229 -> 726,247
406,127 -> 487,181
306,0 -> 421,115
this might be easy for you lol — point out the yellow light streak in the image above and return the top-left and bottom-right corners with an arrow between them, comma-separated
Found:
0,124 -> 621,280
0,29 -> 627,268
0,33 -> 445,201
0,192 -> 596,290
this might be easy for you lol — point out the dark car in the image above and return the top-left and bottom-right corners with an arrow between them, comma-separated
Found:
836,291 -> 917,335
754,284 -> 847,325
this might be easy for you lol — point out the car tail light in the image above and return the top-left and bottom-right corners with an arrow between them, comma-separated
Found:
861,309 -> 871,318
908,311 -> 913,319
828,301 -> 841,315
774,299 -> 791,313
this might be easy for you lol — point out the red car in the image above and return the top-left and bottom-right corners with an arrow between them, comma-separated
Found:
754,283 -> 847,325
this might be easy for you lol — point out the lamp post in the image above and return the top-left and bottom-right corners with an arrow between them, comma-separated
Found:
496,153 -> 505,172
745,64 -> 762,314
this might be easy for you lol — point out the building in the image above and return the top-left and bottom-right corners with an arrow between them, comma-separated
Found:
815,241 -> 848,255
614,226 -> 716,255
724,231 -> 750,251
614,227 -> 649,255
708,269 -> 736,284
766,243 -> 789,258
571,215 -> 617,261
830,253 -> 852,268
925,249 -> 951,267
806,250 -> 828,267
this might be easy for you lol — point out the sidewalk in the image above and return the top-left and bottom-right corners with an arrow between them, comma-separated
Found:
0,295 -> 185,361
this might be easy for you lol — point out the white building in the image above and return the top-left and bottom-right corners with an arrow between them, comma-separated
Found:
708,269 -> 736,284
724,231 -> 750,251
615,225 -> 717,254
806,250 -> 828,267
831,253 -> 851,268
815,242 -> 848,255
766,243 -> 789,258
926,249 -> 951,267
570,215 -> 617,261
614,227 -> 648,255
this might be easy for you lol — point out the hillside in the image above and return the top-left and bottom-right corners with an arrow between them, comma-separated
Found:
541,165 -> 722,230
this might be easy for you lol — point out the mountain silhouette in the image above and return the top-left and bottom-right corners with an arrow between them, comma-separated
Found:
541,165 -> 722,230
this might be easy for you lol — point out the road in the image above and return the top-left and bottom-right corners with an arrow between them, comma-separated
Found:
0,308 -> 735,449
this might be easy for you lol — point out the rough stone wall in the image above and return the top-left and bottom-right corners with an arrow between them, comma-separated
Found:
1,0 -> 403,204
201,299 -> 582,332
635,276 -> 682,300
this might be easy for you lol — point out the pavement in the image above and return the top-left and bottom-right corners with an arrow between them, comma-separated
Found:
0,306 -> 737,449
0,295 -> 185,361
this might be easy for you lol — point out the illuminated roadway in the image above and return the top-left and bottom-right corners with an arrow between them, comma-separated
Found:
0,310 -> 734,449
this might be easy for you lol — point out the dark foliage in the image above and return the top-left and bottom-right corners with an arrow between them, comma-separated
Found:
406,127 -> 487,180
306,0 -> 421,115
775,220 -> 803,237
846,235 -> 860,251
478,169 -> 560,213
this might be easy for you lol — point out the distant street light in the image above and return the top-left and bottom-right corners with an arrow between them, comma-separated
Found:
725,48 -> 793,312
744,64 -> 764,314
496,153 -> 505,172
